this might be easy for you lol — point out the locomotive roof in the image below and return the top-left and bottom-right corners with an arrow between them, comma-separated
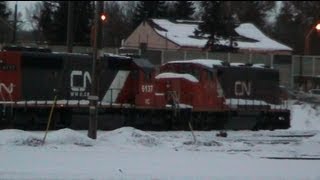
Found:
166,59 -> 225,68
2,45 -> 52,53
104,54 -> 154,72
133,58 -> 154,72
155,72 -> 199,83
166,59 -> 273,70
230,62 -> 271,69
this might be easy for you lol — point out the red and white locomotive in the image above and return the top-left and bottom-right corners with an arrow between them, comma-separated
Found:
0,48 -> 290,130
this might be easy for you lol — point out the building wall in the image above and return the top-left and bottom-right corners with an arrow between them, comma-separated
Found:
123,21 -> 292,55
123,22 -> 180,50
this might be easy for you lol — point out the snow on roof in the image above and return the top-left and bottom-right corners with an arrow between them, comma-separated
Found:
252,63 -> 269,68
230,63 -> 270,68
103,53 -> 131,59
166,59 -> 224,68
230,62 -> 246,67
155,72 -> 199,83
234,23 -> 292,51
151,19 -> 292,52
152,19 -> 208,48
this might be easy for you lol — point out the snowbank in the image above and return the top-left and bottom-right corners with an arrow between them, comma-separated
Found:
290,101 -> 320,130
99,127 -> 163,147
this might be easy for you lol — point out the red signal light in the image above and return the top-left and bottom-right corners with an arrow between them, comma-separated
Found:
100,12 -> 108,23
316,23 -> 320,31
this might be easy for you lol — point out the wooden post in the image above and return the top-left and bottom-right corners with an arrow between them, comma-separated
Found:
66,1 -> 74,53
88,1 -> 104,139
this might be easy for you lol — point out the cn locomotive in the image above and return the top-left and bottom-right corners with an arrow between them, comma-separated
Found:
0,48 -> 290,130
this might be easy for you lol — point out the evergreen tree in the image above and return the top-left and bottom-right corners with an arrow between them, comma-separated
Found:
229,1 -> 275,29
132,1 -> 168,28
51,1 -> 68,44
39,1 -> 93,45
103,1 -> 133,47
272,1 -> 320,54
0,1 -> 11,43
38,1 -> 56,43
197,1 -> 239,51
0,1 -> 11,19
73,1 -> 94,45
172,1 -> 195,20
272,2 -> 304,54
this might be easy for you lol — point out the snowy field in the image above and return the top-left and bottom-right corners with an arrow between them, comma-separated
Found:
1,100 -> 320,179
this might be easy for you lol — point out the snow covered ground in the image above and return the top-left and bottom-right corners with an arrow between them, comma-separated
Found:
1,100 -> 320,179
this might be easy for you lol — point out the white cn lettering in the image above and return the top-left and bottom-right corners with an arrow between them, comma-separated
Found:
141,85 -> 153,93
70,70 -> 92,91
145,98 -> 150,105
0,83 -> 14,94
234,81 -> 251,96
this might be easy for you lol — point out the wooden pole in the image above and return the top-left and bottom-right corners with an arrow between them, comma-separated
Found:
88,1 -> 103,139
66,1 -> 74,53
42,95 -> 57,145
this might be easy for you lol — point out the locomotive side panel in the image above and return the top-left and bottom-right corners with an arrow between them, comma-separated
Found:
20,52 -> 64,100
0,52 -> 21,101
217,66 -> 281,104
62,54 -> 93,100
99,56 -> 137,104
157,62 -> 226,110
135,70 -> 156,107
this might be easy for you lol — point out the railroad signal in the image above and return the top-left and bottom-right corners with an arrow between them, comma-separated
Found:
100,12 -> 108,23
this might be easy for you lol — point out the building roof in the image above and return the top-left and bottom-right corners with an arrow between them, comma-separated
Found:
150,19 -> 292,52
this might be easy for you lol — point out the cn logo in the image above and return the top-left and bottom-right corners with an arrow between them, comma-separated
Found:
0,83 -> 14,94
70,70 -> 92,91
234,81 -> 251,96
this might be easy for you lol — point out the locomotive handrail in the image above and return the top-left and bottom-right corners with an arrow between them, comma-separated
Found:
225,97 -> 289,112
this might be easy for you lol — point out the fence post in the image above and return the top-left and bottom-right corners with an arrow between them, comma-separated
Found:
206,51 -> 209,59
291,56 -> 294,89
184,51 -> 187,60
161,50 -> 164,64
270,54 -> 274,68
138,49 -> 142,56
227,52 -> 230,62
312,56 -> 315,76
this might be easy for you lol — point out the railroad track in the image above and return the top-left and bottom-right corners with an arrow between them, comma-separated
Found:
262,157 -> 320,160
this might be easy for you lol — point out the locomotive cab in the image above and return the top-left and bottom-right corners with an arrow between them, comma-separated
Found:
153,59 -> 227,111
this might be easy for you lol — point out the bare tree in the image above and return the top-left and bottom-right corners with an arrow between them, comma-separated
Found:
103,1 -> 135,47
25,2 -> 45,44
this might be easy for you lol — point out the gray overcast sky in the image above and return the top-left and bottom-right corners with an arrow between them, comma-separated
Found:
7,1 -> 282,31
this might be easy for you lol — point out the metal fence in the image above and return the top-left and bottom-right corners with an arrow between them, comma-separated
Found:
48,46 -> 320,91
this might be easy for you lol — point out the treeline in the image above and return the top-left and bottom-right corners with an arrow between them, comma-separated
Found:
1,1 -> 320,54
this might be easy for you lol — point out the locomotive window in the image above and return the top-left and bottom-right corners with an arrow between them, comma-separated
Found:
132,70 -> 138,79
191,69 -> 200,79
217,69 -> 223,77
207,71 -> 213,80
51,71 -> 58,78
144,72 -> 152,82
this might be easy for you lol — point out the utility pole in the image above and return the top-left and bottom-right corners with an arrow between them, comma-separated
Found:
66,1 -> 74,53
12,1 -> 17,44
88,1 -> 104,139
